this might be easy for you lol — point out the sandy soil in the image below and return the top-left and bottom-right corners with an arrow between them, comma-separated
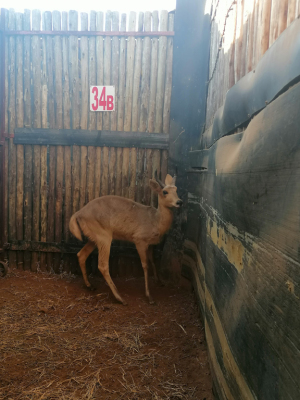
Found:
0,269 -> 212,399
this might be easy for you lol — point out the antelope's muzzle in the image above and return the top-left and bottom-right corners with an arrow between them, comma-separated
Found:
176,199 -> 183,207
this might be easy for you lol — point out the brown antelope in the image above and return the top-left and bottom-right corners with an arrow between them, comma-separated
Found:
69,173 -> 182,305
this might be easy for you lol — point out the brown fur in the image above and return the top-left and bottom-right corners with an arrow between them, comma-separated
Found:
69,174 -> 182,305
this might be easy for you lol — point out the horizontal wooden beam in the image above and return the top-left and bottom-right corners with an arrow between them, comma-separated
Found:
1,30 -> 174,37
14,128 -> 169,149
4,240 -> 139,255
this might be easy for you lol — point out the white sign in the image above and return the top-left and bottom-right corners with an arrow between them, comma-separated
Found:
90,86 -> 115,111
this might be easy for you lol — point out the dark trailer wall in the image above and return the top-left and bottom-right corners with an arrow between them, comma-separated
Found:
170,0 -> 300,399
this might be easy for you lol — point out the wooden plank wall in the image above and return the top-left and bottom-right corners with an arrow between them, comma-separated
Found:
2,8 -> 174,273
206,0 -> 300,128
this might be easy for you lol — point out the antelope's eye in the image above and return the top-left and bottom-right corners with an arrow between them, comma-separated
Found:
163,190 -> 168,195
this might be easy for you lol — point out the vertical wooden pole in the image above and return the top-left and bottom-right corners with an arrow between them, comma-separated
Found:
132,12 -> 143,132
254,0 -> 264,67
246,0 -> 255,73
1,11 -> 8,265
136,146 -> 145,204
162,12 -> 174,183
124,10 -> 137,199
79,12 -> 88,210
53,10 -> 64,273
251,0 -> 259,68
62,12 -> 71,129
116,13 -> 126,196
69,10 -> 80,215
117,13 -> 126,132
139,11 -> 151,132
79,12 -> 88,120
43,11 -> 56,273
40,14 -> 47,271
101,11 -> 112,197
8,9 -> 17,269
69,11 -> 80,274
163,12 -> 174,136
108,11 -> 120,196
260,0 -> 272,57
140,12 -> 152,205
234,0 -> 244,83
147,11 -> 159,205
87,10 -> 96,204
128,13 -> 144,201
131,13 -> 143,203
23,9 -> 32,270
269,0 -> 289,46
2,9 -> 8,265
62,11 -> 71,273
278,0 -> 289,37
123,12 -> 136,199
150,11 -> 161,207
40,13 -> 48,272
96,10 -> 104,135
155,10 -> 168,133
229,2 -> 238,89
79,11 -> 90,272
88,11 -> 97,132
124,12 -> 136,132
15,12 -> 24,269
31,9 -> 42,272
103,11 -> 112,132
110,11 -> 119,132
95,11 -> 104,199
113,11 -> 122,197
287,0 -> 297,25
240,2 -> 249,80
4,8 -> 8,138
148,11 -> 158,133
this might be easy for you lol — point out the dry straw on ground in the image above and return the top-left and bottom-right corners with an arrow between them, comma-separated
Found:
0,270 -> 212,399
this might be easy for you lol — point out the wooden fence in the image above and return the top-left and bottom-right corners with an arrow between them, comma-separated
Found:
0,8 -> 174,274
205,0 -> 300,128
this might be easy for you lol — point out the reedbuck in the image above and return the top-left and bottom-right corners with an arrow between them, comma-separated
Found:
69,173 -> 182,305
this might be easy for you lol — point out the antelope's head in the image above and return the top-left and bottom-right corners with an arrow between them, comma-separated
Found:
149,172 -> 183,209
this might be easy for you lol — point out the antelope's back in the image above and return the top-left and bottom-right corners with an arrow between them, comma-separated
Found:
78,195 -> 157,242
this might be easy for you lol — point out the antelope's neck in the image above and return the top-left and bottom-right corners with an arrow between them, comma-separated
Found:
156,204 -> 173,236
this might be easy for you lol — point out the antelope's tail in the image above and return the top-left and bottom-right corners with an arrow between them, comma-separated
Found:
69,214 -> 83,241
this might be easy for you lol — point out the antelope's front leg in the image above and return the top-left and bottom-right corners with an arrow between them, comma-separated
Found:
148,246 -> 158,282
136,243 -> 154,304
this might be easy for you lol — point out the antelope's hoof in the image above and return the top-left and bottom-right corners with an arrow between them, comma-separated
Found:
87,285 -> 96,291
122,301 -> 128,306
148,297 -> 155,305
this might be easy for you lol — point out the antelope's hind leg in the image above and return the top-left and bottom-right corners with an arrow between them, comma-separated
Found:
77,241 -> 96,289
136,243 -> 154,304
97,237 -> 127,305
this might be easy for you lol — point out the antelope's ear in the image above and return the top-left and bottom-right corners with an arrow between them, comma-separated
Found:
164,174 -> 173,186
149,179 -> 162,193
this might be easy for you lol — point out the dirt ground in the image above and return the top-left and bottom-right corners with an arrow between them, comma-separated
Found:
0,269 -> 212,400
